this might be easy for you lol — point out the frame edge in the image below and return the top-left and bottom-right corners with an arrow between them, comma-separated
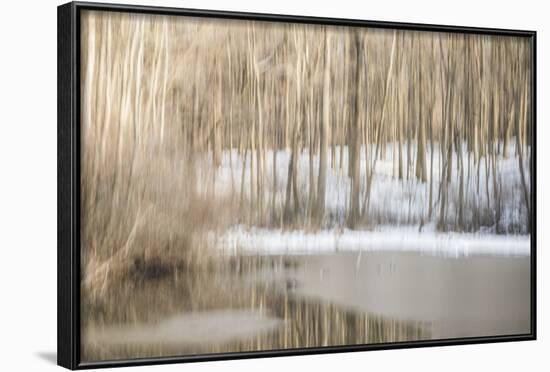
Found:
72,1 -> 536,36
530,31 -> 537,341
61,2 -> 537,369
58,1 -> 78,370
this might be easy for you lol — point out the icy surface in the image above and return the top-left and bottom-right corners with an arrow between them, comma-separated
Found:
85,310 -> 282,346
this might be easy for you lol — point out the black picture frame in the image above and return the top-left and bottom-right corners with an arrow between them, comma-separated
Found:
57,1 -> 537,369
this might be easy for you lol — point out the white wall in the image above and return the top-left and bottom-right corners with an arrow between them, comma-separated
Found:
0,0 -> 546,370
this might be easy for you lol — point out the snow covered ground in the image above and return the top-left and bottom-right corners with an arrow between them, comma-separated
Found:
211,225 -> 530,257
196,140 -> 530,234
195,140 -> 530,257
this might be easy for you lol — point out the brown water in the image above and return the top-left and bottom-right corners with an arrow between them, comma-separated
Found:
82,251 -> 530,362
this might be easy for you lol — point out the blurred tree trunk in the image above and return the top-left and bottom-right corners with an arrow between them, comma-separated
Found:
348,30 -> 362,228
315,29 -> 331,223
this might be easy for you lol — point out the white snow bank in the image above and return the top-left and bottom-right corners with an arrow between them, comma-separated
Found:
198,141 -> 530,234
211,226 -> 531,258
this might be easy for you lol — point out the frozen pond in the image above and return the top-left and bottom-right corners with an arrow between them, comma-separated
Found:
84,249 -> 530,356
291,251 -> 531,339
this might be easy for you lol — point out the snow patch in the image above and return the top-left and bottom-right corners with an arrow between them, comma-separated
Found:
211,226 -> 530,258
199,141 -> 530,234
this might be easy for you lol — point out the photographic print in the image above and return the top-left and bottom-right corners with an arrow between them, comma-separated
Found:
67,4 -> 534,366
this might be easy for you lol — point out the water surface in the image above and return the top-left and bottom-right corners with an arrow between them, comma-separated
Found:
82,249 -> 530,360
291,252 -> 530,339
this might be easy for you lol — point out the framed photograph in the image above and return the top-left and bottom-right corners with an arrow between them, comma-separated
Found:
57,1 -> 536,369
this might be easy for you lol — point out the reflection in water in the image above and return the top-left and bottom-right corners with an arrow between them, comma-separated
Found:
87,310 -> 283,345
81,251 -> 530,362
81,254 -> 430,362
